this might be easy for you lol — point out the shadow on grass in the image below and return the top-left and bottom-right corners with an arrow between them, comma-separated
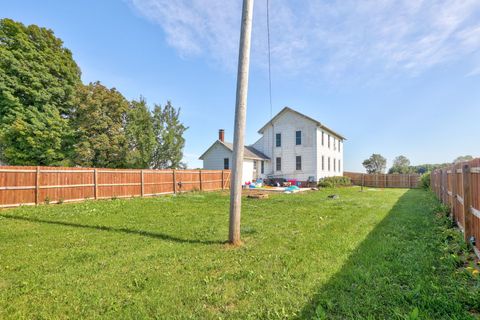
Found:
0,214 -> 225,245
297,189 -> 466,319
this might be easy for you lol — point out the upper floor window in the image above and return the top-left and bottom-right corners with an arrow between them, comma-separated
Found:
328,135 -> 331,148
224,158 -> 229,170
276,157 -> 282,171
296,156 -> 302,170
322,132 -> 324,146
334,138 -> 336,151
295,131 -> 302,145
339,141 -> 341,152
276,133 -> 281,147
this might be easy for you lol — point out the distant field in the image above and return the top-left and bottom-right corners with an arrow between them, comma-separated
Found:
0,188 -> 478,319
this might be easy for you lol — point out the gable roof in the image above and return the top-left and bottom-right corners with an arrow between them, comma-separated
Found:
199,140 -> 270,160
257,106 -> 346,140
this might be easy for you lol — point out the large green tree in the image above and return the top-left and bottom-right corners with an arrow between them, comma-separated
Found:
389,155 -> 412,174
363,153 -> 387,174
71,82 -> 129,168
0,18 -> 81,165
125,98 -> 156,168
151,101 -> 188,169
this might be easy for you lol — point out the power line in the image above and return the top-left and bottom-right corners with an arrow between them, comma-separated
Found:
266,0 -> 273,119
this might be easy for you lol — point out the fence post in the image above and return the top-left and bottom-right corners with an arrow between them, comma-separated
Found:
221,170 -> 225,190
462,164 -> 473,243
199,169 -> 203,191
94,169 -> 98,199
141,170 -> 144,197
173,169 -> 177,194
35,166 -> 40,205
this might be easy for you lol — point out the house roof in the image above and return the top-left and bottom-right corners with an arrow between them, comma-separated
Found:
199,140 -> 270,161
257,106 -> 346,140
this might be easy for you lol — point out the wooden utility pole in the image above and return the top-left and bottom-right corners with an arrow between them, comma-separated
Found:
229,0 -> 254,245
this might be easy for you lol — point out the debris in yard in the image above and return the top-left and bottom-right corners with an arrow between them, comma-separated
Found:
328,194 -> 339,199
247,193 -> 269,199
310,187 -> 319,191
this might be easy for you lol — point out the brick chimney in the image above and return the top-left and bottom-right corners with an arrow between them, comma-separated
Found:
218,129 -> 225,142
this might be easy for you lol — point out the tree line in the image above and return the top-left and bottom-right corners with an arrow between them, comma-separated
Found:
0,18 -> 187,169
362,154 -> 475,174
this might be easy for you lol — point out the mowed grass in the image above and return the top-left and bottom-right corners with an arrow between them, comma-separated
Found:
0,187 -> 479,319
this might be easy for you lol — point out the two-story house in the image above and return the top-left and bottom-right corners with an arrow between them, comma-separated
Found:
199,107 -> 345,183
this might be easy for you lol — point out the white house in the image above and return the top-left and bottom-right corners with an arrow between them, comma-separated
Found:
199,107 -> 345,183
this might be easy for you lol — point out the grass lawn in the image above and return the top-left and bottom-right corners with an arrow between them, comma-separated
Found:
1,187 -> 479,319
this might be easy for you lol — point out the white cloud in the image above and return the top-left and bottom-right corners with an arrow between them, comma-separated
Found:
128,0 -> 480,79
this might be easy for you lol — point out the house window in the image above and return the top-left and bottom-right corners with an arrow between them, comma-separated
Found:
295,131 -> 302,145
338,159 -> 341,172
334,138 -> 336,151
339,141 -> 341,152
224,158 -> 229,170
334,158 -> 336,172
328,157 -> 331,171
328,135 -> 331,148
322,156 -> 325,171
261,161 -> 264,174
276,133 -> 281,147
296,156 -> 302,170
322,132 -> 324,146
276,157 -> 281,171
253,161 -> 257,170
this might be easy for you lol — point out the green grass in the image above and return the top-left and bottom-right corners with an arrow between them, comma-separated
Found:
0,188 -> 478,319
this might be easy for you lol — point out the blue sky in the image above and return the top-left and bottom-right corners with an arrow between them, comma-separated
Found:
1,0 -> 479,171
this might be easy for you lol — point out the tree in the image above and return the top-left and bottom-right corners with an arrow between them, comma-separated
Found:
125,98 -> 156,168
0,19 -> 81,165
151,101 -> 188,169
362,154 -> 387,174
389,155 -> 412,174
71,82 -> 129,168
453,155 -> 473,164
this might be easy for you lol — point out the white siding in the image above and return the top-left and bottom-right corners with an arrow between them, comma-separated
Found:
257,111 -> 318,181
202,142 -> 255,183
316,128 -> 344,178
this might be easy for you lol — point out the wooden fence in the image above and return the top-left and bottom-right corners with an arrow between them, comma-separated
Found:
431,159 -> 480,257
344,172 -> 421,188
0,166 -> 231,208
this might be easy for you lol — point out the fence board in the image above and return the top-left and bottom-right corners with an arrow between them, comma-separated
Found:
431,158 -> 480,257
344,172 -> 420,188
0,166 -> 230,208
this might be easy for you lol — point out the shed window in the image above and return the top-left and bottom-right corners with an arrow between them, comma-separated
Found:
295,131 -> 302,145
296,156 -> 302,170
261,161 -> 264,174
224,158 -> 229,170
276,133 -> 281,147
276,157 -> 281,171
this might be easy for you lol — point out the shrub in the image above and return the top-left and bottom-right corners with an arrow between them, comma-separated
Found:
318,176 -> 352,188
421,172 -> 431,189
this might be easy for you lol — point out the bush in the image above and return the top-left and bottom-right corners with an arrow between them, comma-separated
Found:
421,172 -> 431,189
318,176 -> 352,188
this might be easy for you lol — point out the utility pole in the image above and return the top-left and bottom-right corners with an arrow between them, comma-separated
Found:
229,0 -> 254,245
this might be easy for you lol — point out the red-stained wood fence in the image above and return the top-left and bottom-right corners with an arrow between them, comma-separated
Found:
344,172 -> 421,188
431,158 -> 480,258
0,166 -> 231,208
